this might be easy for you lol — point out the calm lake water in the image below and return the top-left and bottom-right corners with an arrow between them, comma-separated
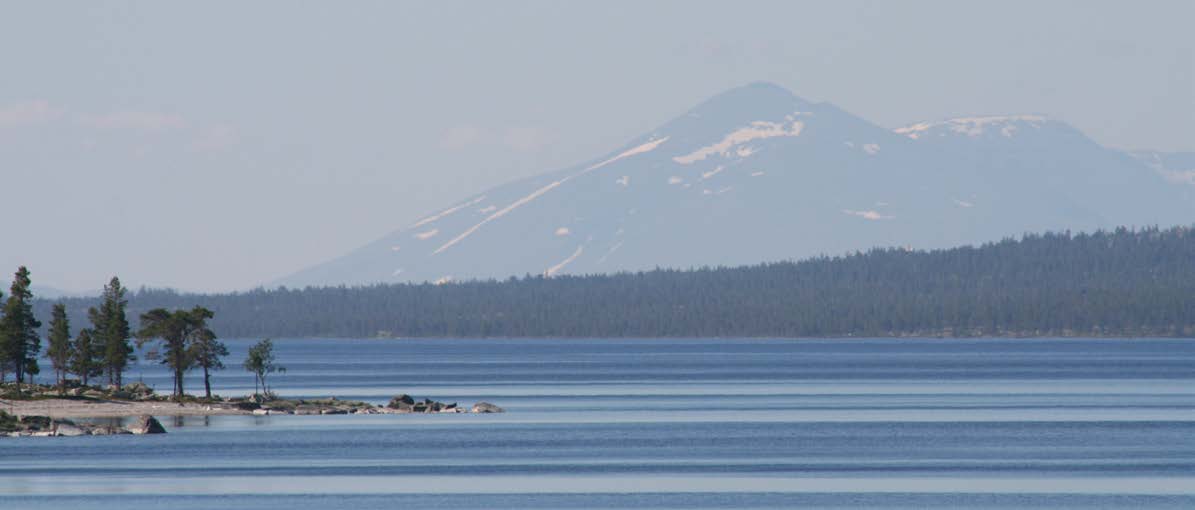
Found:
3,337 -> 1195,509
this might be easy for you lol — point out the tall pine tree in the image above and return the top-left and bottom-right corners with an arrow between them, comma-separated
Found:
0,286 -> 7,383
46,303 -> 73,390
90,277 -> 134,388
0,267 -> 42,389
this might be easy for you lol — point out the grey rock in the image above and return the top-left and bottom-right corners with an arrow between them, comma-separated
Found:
53,421 -> 87,437
471,402 -> 505,413
387,394 -> 415,410
127,415 -> 167,434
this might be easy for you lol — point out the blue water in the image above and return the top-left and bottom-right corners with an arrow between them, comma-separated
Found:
3,338 -> 1195,509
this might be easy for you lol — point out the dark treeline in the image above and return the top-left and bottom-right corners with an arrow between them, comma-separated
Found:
34,226 -> 1195,339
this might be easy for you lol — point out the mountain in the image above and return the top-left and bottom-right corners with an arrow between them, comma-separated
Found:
29,285 -> 96,299
1131,150 -> 1195,188
277,83 -> 1195,288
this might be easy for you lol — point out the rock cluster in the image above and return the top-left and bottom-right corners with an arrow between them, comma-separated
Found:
1,412 -> 166,437
385,394 -> 464,413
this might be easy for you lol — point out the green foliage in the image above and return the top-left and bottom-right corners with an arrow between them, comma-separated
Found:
186,307 -> 227,399
90,277 -> 134,387
137,305 -> 225,399
46,303 -> 72,387
0,267 -> 42,386
244,338 -> 285,396
70,328 -> 103,386
33,225 -> 1195,339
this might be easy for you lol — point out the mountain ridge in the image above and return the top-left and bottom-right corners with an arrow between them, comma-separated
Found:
276,83 -> 1195,288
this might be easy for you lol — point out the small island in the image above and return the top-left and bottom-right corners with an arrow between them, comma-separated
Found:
2,381 -> 505,437
0,268 -> 501,438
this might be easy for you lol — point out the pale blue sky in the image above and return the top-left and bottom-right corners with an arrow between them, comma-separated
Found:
1,1 -> 1192,292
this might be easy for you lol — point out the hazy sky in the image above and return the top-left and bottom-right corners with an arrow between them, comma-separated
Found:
2,1 -> 1192,293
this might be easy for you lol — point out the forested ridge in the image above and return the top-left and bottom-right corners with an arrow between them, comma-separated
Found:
35,226 -> 1195,339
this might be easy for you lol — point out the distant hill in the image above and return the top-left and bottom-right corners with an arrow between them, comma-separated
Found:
38,225 -> 1195,339
277,82 -> 1195,288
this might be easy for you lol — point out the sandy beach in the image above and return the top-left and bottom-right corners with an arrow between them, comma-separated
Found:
0,398 -> 249,419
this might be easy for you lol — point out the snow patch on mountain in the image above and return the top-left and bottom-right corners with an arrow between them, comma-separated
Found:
433,137 -> 669,255
434,179 -> 565,254
843,209 -> 894,221
1165,170 -> 1195,185
545,246 -> 584,276
952,198 -> 975,208
1133,151 -> 1195,187
700,166 -> 725,181
411,195 -> 486,228
597,241 -> 624,265
585,136 -> 669,172
673,120 -> 804,164
895,115 -> 1048,139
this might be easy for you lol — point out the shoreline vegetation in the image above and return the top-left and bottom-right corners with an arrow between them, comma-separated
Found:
33,225 -> 1195,340
0,268 -> 500,438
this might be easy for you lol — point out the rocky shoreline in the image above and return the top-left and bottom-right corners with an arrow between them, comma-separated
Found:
244,394 -> 505,416
2,413 -> 167,437
1,384 -> 504,438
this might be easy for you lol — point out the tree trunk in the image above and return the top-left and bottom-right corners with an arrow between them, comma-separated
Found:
203,365 -> 212,400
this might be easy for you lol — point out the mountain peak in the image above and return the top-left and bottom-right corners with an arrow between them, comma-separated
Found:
684,82 -> 811,121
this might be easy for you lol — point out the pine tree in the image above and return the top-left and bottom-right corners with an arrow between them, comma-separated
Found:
46,303 -> 73,390
184,307 -> 226,400
136,308 -> 199,399
0,286 -> 7,383
0,267 -> 42,390
91,277 -> 134,388
70,328 -> 102,387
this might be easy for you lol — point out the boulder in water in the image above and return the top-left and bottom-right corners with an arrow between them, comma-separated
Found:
53,421 -> 87,437
471,402 -> 504,413
127,415 -> 167,434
